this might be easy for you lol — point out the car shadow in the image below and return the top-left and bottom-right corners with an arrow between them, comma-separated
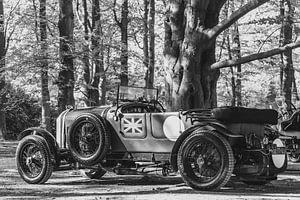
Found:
43,174 -> 300,198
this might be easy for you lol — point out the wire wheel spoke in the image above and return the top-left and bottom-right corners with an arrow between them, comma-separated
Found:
73,121 -> 100,157
188,140 -> 221,181
21,144 -> 44,178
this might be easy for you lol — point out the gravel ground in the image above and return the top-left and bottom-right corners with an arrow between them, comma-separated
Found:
2,140 -> 300,200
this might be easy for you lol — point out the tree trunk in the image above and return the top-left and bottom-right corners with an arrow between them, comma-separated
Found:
120,0 -> 128,86
223,0 -> 236,107
113,0 -> 129,86
292,75 -> 299,101
147,0 -> 155,88
143,0 -> 149,87
89,0 -> 104,106
58,0 -> 75,113
228,0 -> 242,106
0,0 -> 7,139
82,0 -> 91,106
231,22 -> 242,106
280,0 -> 294,112
39,0 -> 51,131
226,31 -> 236,106
164,0 -> 225,110
279,0 -> 284,96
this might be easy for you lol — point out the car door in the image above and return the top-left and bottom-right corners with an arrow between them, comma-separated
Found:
120,113 -> 147,139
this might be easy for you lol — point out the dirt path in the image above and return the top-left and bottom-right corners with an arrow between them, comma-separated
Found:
2,141 -> 300,200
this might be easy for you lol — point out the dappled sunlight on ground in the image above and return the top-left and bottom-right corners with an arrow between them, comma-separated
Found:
2,141 -> 300,199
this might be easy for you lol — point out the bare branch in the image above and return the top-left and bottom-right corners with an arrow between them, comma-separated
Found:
4,25 -> 16,55
32,0 -> 39,42
207,0 -> 270,40
4,0 -> 21,40
75,0 -> 84,29
210,40 -> 300,70
257,27 -> 281,53
113,0 -> 121,27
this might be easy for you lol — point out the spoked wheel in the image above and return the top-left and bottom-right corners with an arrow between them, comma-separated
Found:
67,114 -> 110,166
82,164 -> 107,179
288,153 -> 300,163
16,135 -> 53,184
177,130 -> 234,190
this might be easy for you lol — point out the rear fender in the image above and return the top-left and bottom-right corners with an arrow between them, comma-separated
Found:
170,122 -> 245,172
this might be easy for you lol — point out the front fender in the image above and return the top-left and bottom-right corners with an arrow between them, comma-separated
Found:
170,122 -> 245,172
18,127 -> 58,157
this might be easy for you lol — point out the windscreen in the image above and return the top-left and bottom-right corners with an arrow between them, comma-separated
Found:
118,86 -> 158,102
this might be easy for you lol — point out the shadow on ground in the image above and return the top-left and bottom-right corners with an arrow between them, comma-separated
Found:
2,140 -> 300,199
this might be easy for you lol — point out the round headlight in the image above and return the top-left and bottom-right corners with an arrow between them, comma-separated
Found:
272,138 -> 286,169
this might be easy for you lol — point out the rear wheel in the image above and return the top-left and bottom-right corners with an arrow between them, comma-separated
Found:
16,135 -> 53,184
177,130 -> 234,190
67,114 -> 110,166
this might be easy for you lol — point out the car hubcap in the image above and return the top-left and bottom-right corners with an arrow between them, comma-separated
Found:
74,121 -> 101,158
21,143 -> 43,178
186,140 -> 222,183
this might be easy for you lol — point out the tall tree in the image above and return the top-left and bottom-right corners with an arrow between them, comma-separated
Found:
81,0 -> 92,106
226,36 -> 237,106
164,0 -> 300,111
58,0 -> 75,112
79,0 -> 105,106
164,0 -> 227,110
143,0 -> 149,87
146,0 -> 155,88
0,0 -> 6,139
89,0 -> 104,106
39,0 -> 51,130
114,0 -> 129,86
230,0 -> 242,106
280,0 -> 294,113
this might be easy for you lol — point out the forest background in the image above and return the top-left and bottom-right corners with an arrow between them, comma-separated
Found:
0,0 -> 300,139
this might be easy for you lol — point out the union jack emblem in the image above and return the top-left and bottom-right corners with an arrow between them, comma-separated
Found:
123,117 -> 143,135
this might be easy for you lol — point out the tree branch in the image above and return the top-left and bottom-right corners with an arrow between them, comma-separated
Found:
210,40 -> 300,70
113,0 -> 121,28
207,0 -> 270,40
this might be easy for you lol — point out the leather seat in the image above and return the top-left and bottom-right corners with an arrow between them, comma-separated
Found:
212,106 -> 278,125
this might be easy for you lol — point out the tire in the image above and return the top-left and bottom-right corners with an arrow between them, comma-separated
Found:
82,164 -> 107,179
289,153 -> 300,163
67,114 -> 110,166
16,135 -> 53,184
177,129 -> 234,190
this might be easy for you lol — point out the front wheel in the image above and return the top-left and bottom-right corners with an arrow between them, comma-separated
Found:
16,135 -> 53,184
177,130 -> 234,190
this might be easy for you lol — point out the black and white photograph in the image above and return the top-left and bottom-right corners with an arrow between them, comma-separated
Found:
1,0 -> 300,199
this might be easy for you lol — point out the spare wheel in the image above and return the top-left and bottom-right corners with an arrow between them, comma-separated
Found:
67,114 -> 110,166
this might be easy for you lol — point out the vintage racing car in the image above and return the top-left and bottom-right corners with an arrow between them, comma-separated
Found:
16,86 -> 287,190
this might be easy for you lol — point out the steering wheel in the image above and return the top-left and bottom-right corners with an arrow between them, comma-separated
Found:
150,99 -> 165,112
278,101 -> 298,121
